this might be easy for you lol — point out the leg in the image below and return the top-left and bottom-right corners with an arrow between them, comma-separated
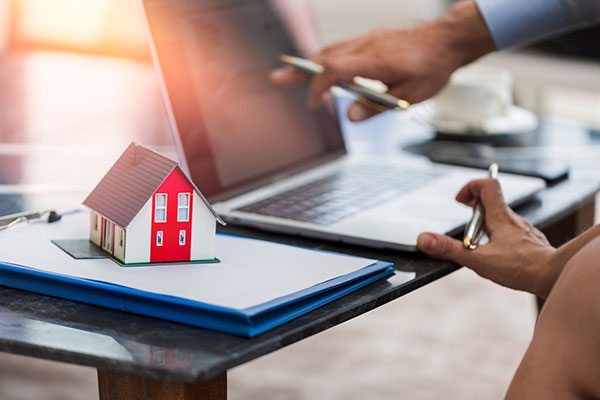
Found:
507,236 -> 600,399
538,197 -> 596,310
97,370 -> 227,400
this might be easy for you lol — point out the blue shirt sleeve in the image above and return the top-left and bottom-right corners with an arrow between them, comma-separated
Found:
475,0 -> 600,49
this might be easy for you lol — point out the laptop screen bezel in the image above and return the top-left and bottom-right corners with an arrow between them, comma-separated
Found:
139,0 -> 347,202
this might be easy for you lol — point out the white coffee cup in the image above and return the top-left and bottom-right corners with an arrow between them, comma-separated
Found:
431,65 -> 514,125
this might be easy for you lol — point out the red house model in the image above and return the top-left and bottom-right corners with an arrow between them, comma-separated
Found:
83,143 -> 224,265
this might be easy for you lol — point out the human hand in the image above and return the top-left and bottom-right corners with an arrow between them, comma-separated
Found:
270,1 -> 495,122
417,178 -> 560,299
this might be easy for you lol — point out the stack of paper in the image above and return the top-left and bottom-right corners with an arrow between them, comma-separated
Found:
0,211 -> 413,337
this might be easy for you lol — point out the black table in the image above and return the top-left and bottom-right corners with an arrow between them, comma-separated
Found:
0,52 -> 598,399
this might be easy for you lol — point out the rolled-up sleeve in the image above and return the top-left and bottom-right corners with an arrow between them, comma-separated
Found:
475,0 -> 600,49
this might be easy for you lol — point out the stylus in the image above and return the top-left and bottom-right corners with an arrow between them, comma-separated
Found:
463,163 -> 499,250
279,55 -> 410,112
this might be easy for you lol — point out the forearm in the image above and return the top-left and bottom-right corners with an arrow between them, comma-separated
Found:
536,224 -> 600,298
430,1 -> 496,69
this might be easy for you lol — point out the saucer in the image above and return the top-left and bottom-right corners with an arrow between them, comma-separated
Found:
425,104 -> 539,136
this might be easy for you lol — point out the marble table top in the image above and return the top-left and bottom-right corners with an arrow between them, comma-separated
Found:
0,52 -> 598,382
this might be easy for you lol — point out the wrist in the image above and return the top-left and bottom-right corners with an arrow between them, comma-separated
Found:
535,225 -> 600,297
434,1 -> 496,70
531,248 -> 565,299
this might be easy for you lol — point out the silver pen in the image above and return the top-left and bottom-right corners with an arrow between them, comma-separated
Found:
278,55 -> 411,112
0,210 -> 61,231
463,163 -> 499,250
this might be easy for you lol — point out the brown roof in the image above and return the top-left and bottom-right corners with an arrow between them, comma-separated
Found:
83,142 -> 224,228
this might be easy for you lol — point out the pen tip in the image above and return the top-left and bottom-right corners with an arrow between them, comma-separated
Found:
490,162 -> 499,176
397,99 -> 411,110
463,236 -> 472,249
463,236 -> 479,250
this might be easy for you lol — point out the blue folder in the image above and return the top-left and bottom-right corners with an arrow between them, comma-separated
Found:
0,257 -> 395,337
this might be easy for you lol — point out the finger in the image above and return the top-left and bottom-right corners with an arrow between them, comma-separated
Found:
455,178 -> 506,211
311,30 -> 378,64
455,178 -> 508,232
270,66 -> 309,86
417,232 -> 480,267
347,101 -> 381,122
308,57 -> 358,108
346,78 -> 412,121
315,36 -> 364,60
308,54 -> 384,108
455,179 -> 486,205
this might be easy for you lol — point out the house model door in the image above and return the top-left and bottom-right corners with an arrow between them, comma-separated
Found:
102,219 -> 114,253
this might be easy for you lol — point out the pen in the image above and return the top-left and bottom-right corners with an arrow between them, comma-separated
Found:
463,163 -> 499,250
278,54 -> 411,112
0,210 -> 61,231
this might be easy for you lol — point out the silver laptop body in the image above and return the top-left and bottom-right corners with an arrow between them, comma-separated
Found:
140,0 -> 545,251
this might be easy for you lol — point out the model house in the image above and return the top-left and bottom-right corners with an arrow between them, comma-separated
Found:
83,143 -> 224,265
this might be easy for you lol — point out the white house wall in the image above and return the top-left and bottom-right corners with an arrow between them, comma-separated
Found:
125,198 -> 152,264
89,211 -> 101,246
191,192 -> 216,261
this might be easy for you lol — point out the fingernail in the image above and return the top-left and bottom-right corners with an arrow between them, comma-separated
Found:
270,69 -> 285,81
417,233 -> 437,253
348,104 -> 368,121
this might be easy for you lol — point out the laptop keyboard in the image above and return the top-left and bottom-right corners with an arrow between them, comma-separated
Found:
235,164 -> 443,225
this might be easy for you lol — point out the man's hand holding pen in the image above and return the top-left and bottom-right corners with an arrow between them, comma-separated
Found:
270,2 -> 495,122
416,178 -> 560,299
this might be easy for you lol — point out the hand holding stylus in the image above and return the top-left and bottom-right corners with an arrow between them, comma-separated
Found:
417,178 -> 558,298
270,2 -> 495,122
278,55 -> 410,113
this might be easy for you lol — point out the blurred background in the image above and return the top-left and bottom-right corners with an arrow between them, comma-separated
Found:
0,0 -> 147,58
0,1 -> 599,399
2,0 -> 600,126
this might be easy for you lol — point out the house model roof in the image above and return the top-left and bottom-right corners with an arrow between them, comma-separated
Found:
83,142 -> 224,228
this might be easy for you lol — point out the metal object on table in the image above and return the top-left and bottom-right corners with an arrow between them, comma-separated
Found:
463,163 -> 499,250
0,210 -> 61,231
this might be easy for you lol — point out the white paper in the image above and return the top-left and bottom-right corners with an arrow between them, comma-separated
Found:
0,211 -> 394,310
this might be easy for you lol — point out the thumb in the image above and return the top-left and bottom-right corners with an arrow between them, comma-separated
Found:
270,66 -> 309,87
347,101 -> 381,122
417,232 -> 477,267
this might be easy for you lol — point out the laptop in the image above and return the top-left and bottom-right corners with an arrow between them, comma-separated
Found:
140,0 -> 545,251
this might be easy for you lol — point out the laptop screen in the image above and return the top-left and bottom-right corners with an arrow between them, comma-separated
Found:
143,0 -> 345,200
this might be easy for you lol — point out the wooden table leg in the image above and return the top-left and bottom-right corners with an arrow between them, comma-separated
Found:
97,370 -> 227,400
542,199 -> 596,249
538,197 -> 596,310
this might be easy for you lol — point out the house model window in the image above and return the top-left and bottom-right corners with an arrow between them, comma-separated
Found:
156,231 -> 163,246
178,193 -> 190,221
179,230 -> 186,246
155,194 -> 167,222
